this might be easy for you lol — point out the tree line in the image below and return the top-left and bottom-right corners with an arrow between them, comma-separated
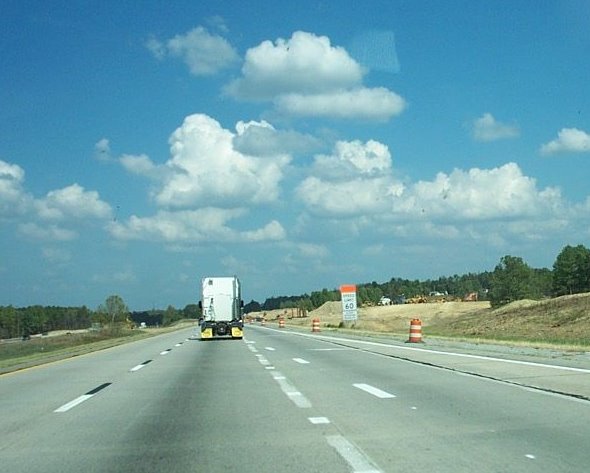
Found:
0,295 -> 200,340
2,244 -> 589,338
250,244 -> 590,312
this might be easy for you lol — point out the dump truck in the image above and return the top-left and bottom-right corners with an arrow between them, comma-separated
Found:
199,276 -> 244,340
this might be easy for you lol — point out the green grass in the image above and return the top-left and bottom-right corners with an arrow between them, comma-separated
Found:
0,328 -> 150,373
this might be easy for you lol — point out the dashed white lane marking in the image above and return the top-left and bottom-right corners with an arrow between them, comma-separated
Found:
54,383 -> 111,413
326,435 -> 382,473
353,383 -> 396,399
525,454 -> 536,459
160,349 -> 172,355
272,371 -> 312,408
54,394 -> 94,412
130,360 -> 152,372
175,343 -> 183,347
293,358 -> 310,364
309,417 -> 331,424
257,357 -> 271,366
265,347 -> 276,351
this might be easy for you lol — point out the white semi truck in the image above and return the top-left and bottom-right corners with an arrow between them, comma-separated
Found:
199,276 -> 244,339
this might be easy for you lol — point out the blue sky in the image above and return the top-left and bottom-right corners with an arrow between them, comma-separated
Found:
1,0 -> 589,310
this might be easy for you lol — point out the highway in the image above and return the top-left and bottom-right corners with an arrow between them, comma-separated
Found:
1,324 -> 589,472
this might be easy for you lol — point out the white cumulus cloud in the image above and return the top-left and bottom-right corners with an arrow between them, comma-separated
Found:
19,222 -> 78,241
147,26 -> 238,76
154,114 -> 290,208
472,113 -> 519,141
108,208 -> 285,243
35,184 -> 112,221
275,87 -> 405,120
94,138 -> 112,162
233,119 -> 323,157
394,163 -> 563,221
226,31 -> 363,99
119,154 -> 161,179
225,31 -> 405,120
0,160 -> 31,217
540,128 -> 590,154
296,139 -> 400,216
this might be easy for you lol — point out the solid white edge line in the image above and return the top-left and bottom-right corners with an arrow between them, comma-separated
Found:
261,326 -> 590,373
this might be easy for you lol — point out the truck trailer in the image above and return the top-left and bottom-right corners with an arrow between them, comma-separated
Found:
199,276 -> 244,340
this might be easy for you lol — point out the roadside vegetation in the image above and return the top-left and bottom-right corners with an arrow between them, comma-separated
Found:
251,244 -> 590,313
2,244 -> 589,372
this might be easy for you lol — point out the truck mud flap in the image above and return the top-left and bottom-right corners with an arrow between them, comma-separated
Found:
231,326 -> 243,339
201,328 -> 213,339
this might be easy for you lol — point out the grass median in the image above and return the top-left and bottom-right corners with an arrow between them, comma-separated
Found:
0,322 -> 196,375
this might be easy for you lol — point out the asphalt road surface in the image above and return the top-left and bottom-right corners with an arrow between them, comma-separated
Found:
1,325 -> 589,472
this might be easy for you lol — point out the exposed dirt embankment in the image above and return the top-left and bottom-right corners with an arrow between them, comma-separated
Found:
251,293 -> 590,347
250,301 -> 489,332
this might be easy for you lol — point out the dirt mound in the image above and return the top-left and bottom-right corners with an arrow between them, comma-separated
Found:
430,292 -> 590,346
249,293 -> 590,347
292,300 -> 490,333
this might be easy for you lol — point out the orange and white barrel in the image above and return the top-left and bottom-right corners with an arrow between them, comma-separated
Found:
278,317 -> 285,329
407,318 -> 423,343
261,318 -> 266,326
311,318 -> 320,333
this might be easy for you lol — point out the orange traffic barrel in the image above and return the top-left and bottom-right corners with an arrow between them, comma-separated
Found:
261,318 -> 266,326
407,318 -> 423,343
278,317 -> 285,328
311,318 -> 321,332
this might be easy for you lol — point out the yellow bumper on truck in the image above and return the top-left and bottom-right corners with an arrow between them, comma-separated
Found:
201,321 -> 243,339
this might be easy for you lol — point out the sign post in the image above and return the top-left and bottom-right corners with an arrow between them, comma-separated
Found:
340,284 -> 358,322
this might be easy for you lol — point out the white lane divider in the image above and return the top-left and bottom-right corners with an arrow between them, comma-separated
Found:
54,383 -> 111,413
271,371 -> 312,408
326,435 -> 382,473
353,383 -> 396,399
293,358 -> 310,364
130,360 -> 152,372
160,349 -> 172,355
265,347 -> 276,351
309,417 -> 330,424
